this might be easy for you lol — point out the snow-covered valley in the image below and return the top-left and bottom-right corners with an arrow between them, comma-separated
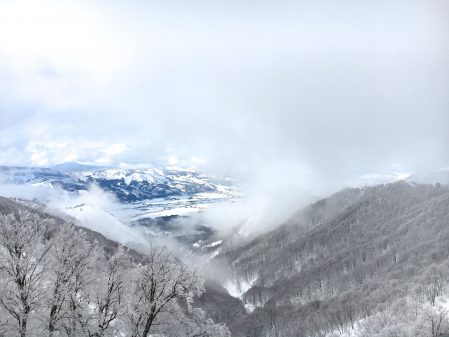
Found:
0,164 -> 240,253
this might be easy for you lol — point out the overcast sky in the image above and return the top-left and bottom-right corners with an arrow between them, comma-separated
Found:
1,0 -> 449,219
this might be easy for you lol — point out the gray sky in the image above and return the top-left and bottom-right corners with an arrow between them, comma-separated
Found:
1,0 -> 449,227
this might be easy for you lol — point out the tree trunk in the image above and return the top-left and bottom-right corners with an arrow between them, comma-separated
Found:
20,312 -> 28,337
48,304 -> 58,337
142,313 -> 155,337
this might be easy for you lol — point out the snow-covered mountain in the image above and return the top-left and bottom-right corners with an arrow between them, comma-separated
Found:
76,167 -> 236,202
0,166 -> 86,191
0,165 -> 239,250
0,165 -> 236,202
214,181 -> 449,336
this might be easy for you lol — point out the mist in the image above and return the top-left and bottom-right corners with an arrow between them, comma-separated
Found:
1,0 -> 448,233
0,183 -> 149,249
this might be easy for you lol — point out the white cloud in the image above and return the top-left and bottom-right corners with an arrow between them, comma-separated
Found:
24,139 -> 130,166
0,182 -> 148,248
0,0 -> 448,230
0,0 -> 129,110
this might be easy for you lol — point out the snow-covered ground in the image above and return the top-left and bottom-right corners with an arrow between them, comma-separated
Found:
118,193 -> 236,221
0,164 -> 240,252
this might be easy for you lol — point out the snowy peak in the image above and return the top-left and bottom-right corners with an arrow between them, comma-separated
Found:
75,167 -> 235,202
0,165 -> 239,249
0,165 -> 236,203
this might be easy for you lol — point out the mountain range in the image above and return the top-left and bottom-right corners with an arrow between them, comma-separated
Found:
0,164 -> 236,202
0,164 -> 239,253
1,164 -> 449,336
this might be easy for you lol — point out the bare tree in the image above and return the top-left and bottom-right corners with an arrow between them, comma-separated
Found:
423,305 -> 449,337
46,224 -> 97,337
266,302 -> 279,337
126,247 -> 203,337
178,307 -> 231,337
88,246 -> 128,337
421,264 -> 449,306
0,211 -> 52,337
63,244 -> 100,337
0,206 -> 232,337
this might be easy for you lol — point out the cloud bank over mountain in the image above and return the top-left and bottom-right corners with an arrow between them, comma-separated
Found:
1,0 -> 448,229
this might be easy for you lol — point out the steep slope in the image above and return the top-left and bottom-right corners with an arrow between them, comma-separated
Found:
0,196 -> 243,333
216,182 -> 449,337
217,187 -> 366,295
0,196 -> 142,258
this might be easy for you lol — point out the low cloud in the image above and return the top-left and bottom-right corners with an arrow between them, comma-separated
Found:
1,0 -> 448,233
0,183 -> 149,249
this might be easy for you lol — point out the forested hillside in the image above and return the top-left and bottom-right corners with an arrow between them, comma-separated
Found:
3,181 -> 449,337
217,182 -> 449,337
0,197 -> 230,337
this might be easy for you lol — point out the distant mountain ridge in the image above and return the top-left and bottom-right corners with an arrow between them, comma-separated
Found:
0,165 -> 239,251
0,165 -> 236,202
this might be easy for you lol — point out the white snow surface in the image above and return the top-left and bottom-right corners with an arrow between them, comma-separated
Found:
204,240 -> 223,248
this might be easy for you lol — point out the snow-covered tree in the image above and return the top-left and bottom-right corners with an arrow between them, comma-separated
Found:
421,304 -> 449,337
46,224 -> 99,337
88,246 -> 129,337
126,247 -> 203,337
178,307 -> 231,337
0,208 -> 230,337
420,264 -> 449,306
0,211 -> 53,337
